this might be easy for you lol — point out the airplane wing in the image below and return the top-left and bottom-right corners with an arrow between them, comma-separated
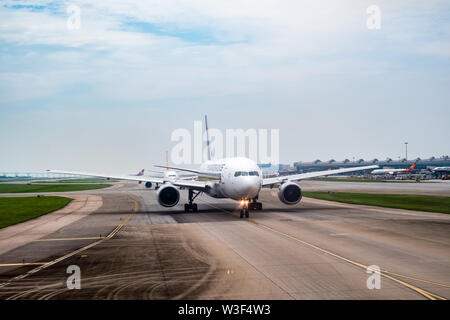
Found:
179,175 -> 199,180
47,170 -> 208,191
48,169 -> 165,184
262,165 -> 378,186
153,165 -> 220,179
153,165 -> 200,174
169,179 -> 208,189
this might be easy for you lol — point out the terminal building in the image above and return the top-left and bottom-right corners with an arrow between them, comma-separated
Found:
293,156 -> 450,175
259,156 -> 450,177
2,156 -> 449,180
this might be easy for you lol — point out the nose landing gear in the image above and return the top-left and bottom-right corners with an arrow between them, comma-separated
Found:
239,198 -> 263,218
239,199 -> 250,218
240,208 -> 249,219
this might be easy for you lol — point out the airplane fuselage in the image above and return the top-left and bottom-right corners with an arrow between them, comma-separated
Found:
371,168 -> 405,175
164,170 -> 178,181
198,157 -> 263,201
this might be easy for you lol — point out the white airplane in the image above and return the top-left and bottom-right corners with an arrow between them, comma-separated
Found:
49,158 -> 376,218
371,162 -> 416,175
134,169 -> 179,189
432,167 -> 450,172
131,152 -> 197,189
130,169 -> 145,176
143,169 -> 197,189
49,119 -> 378,218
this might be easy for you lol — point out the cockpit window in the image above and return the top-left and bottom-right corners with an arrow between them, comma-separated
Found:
235,171 -> 259,177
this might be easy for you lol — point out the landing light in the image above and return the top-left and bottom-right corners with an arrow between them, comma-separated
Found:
240,199 -> 249,206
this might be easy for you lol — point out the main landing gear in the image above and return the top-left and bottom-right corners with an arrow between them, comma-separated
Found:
184,189 -> 201,213
249,200 -> 263,211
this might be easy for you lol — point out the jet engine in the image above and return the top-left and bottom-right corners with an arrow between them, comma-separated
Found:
157,183 -> 180,207
145,182 -> 152,188
278,182 -> 302,205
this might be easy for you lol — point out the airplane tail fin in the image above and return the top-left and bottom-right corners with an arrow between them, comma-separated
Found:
205,115 -> 211,161
137,169 -> 144,176
409,162 -> 417,171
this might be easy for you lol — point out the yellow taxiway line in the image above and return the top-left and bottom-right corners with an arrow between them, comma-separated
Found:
0,196 -> 138,291
198,197 -> 448,300
0,262 -> 48,267
249,220 -> 448,300
33,237 -> 105,242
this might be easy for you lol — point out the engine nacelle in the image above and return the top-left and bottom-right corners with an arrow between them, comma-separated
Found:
278,182 -> 302,205
157,183 -> 180,207
145,182 -> 152,188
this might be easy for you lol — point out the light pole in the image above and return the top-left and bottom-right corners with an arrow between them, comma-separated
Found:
404,142 -> 408,161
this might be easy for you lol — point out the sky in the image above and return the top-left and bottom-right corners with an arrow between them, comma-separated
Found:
0,0 -> 449,172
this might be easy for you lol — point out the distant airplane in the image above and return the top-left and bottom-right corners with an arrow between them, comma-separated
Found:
129,168 -> 177,188
145,169 -> 196,185
432,167 -> 450,172
49,116 -> 377,218
131,169 -> 145,176
131,153 -> 197,189
371,162 -> 416,175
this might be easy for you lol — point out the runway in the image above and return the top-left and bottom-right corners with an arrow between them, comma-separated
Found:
0,182 -> 449,299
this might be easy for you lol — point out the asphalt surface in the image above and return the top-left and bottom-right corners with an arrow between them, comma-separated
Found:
300,180 -> 450,196
0,181 -> 449,300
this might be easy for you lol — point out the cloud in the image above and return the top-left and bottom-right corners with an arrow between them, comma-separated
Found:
0,1 -> 449,170
0,0 -> 448,106
418,41 -> 450,58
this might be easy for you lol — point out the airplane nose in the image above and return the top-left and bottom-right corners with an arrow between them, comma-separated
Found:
236,177 -> 260,198
240,184 -> 253,195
